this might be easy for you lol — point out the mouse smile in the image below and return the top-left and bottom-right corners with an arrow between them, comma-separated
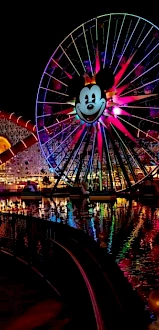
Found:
80,101 -> 105,122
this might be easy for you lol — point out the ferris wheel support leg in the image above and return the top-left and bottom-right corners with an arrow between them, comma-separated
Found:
109,135 -> 132,189
103,129 -> 114,190
51,139 -> 83,194
74,130 -> 91,184
98,161 -> 103,191
119,140 -> 137,183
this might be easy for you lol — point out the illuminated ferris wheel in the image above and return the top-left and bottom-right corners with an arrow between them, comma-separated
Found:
35,13 -> 159,192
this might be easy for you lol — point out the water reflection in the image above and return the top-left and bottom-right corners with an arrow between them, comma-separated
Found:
0,196 -> 159,306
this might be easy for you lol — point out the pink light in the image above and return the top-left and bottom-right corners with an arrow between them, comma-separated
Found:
106,116 -> 136,143
70,124 -> 86,148
97,123 -> 103,162
114,94 -> 153,105
114,52 -> 136,86
95,45 -> 100,74
112,107 -> 122,115
112,107 -> 131,116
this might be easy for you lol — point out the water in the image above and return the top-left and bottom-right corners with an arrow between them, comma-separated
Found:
0,195 -> 159,309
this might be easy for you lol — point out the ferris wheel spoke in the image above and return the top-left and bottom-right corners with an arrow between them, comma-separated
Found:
103,14 -> 111,68
37,114 -> 51,119
102,127 -> 114,190
132,115 -> 159,127
145,52 -> 159,69
111,125 -> 141,170
110,14 -> 126,67
111,125 -> 137,182
103,116 -> 136,143
59,45 -> 80,76
130,61 -> 159,84
40,86 -> 68,97
116,84 -> 130,96
95,45 -> 101,74
51,59 -> 73,79
51,108 -> 75,116
121,78 -> 159,95
140,144 -> 159,164
41,116 -> 76,134
115,93 -> 157,104
114,52 -> 136,86
69,124 -> 86,148
88,131 -> 96,184
53,140 -> 74,169
145,37 -> 155,52
114,18 -> 140,74
47,125 -> 79,161
119,140 -> 138,184
65,130 -> 87,177
70,35 -> 86,72
121,18 -> 132,53
130,147 -> 148,176
53,128 -> 87,189
37,101 -> 74,106
95,17 -> 98,42
112,17 -> 118,57
38,116 -> 75,133
74,127 -> 92,183
121,105 -> 159,110
82,25 -> 93,75
138,26 -> 153,48
90,27 -> 96,57
97,122 -> 103,163
119,116 -> 159,143
44,72 -> 68,87
130,23 -> 146,56
97,123 -> 103,190
111,125 -> 143,183
108,131 -> 132,189
117,41 -> 159,87
42,123 -> 73,146
84,138 -> 95,182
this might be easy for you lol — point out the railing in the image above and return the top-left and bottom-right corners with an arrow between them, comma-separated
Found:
0,212 -> 105,330
0,212 -> 148,330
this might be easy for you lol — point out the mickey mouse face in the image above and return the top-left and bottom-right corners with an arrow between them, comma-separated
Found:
75,84 -> 106,123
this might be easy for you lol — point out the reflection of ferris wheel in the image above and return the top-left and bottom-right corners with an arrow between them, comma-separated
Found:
36,13 -> 159,192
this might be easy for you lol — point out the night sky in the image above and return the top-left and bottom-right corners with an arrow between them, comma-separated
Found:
0,3 -> 158,122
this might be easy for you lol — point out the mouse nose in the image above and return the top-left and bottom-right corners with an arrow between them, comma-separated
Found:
87,104 -> 94,110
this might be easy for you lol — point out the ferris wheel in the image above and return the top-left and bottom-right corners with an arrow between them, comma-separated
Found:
35,13 -> 159,192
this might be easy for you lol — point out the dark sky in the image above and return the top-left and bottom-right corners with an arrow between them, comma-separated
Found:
0,2 -> 158,122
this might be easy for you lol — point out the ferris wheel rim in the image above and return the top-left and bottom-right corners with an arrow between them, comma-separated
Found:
35,13 -> 159,192
35,12 -> 159,110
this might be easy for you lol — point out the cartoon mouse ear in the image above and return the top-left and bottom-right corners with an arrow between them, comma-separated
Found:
67,75 -> 85,99
96,67 -> 114,91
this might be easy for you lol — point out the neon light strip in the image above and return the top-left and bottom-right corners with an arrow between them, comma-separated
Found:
71,35 -> 86,71
44,72 -> 68,86
110,14 -> 126,66
60,45 -> 80,76
83,24 -> 93,75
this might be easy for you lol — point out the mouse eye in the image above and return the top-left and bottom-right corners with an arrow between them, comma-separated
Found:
85,95 -> 89,104
92,93 -> 95,103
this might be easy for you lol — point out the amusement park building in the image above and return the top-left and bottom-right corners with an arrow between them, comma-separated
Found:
0,110 -> 51,191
